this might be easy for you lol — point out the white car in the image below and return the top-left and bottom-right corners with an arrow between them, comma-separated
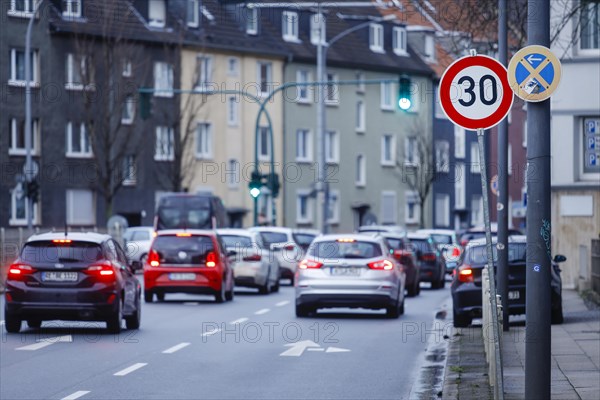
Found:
123,227 -> 155,269
217,229 -> 280,294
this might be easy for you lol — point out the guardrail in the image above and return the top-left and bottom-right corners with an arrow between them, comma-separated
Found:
482,265 -> 504,400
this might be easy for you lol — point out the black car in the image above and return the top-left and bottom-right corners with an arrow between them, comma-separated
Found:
4,232 -> 142,334
407,233 -> 446,289
451,235 -> 565,327
377,233 -> 421,297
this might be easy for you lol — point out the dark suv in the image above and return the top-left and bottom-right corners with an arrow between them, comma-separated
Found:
376,234 -> 420,297
407,233 -> 446,289
4,232 -> 142,334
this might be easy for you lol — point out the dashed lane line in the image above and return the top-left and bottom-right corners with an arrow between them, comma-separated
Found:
201,329 -> 221,337
113,363 -> 147,376
61,391 -> 90,400
255,308 -> 270,315
162,343 -> 190,354
275,301 -> 290,307
229,318 -> 249,325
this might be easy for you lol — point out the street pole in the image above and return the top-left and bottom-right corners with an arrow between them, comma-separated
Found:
497,0 -> 510,331
316,7 -> 328,234
525,1 -> 552,398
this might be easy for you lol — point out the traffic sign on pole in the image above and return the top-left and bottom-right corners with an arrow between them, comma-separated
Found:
438,55 -> 514,130
507,45 -> 562,102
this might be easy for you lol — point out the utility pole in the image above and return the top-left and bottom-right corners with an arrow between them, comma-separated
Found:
315,5 -> 328,234
525,0 -> 552,398
497,0 -> 510,331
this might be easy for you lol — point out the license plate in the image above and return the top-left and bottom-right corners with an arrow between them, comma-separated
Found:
42,271 -> 78,282
169,273 -> 196,281
330,267 -> 360,276
508,290 -> 520,300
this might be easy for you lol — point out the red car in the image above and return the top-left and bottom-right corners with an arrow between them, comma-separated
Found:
144,230 -> 234,303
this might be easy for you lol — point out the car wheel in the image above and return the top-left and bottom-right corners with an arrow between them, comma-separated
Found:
27,319 -> 42,329
399,297 -> 405,315
215,282 -> 226,303
4,313 -> 22,333
259,270 -> 270,294
225,283 -> 234,301
438,274 -> 445,289
407,278 -> 418,297
140,253 -> 148,266
271,279 -> 280,293
156,292 -> 165,302
386,299 -> 400,319
125,296 -> 141,330
416,280 -> 421,295
295,305 -> 311,317
551,303 -> 564,325
453,308 -> 472,328
289,275 -> 295,286
107,297 -> 123,334
144,291 -> 154,303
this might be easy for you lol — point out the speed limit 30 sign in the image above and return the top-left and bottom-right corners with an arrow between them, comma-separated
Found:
439,55 -> 514,130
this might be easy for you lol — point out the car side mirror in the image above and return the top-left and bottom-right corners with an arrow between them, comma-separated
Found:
553,254 -> 567,263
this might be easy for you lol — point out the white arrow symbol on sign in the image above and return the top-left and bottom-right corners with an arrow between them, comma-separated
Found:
16,335 -> 73,351
279,340 -> 320,357
526,55 -> 543,64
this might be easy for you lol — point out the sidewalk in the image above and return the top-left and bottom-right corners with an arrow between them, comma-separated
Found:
442,289 -> 600,399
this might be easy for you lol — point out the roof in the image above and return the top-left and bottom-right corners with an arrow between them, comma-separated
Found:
313,234 -> 383,244
216,229 -> 254,237
467,235 -> 527,247
406,232 -> 432,240
417,229 -> 456,236
156,229 -> 217,236
26,231 -> 111,244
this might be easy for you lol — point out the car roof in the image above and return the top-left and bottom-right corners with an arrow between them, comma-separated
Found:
156,229 -> 216,237
125,226 -> 154,232
26,231 -> 111,244
364,232 -> 407,240
216,229 -> 254,237
248,226 -> 292,234
358,225 -> 404,231
406,232 -> 431,240
313,234 -> 383,244
467,235 -> 526,247
292,229 -> 320,235
417,229 -> 456,236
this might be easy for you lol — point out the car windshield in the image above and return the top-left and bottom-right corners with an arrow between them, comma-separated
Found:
152,235 -> 214,264
21,241 -> 103,264
293,233 -> 316,249
219,235 -> 253,249
308,241 -> 382,259
259,232 -> 288,247
430,234 -> 453,245
466,243 -> 527,265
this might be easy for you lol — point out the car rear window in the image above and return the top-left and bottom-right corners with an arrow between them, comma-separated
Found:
220,235 -> 253,248
466,243 -> 526,265
308,241 -> 382,259
293,233 -> 316,249
131,230 -> 151,241
408,239 -> 432,254
385,238 -> 406,250
430,234 -> 453,245
259,232 -> 288,247
152,235 -> 214,264
21,241 -> 103,264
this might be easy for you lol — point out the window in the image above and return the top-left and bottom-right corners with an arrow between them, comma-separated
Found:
296,69 -> 311,103
470,142 -> 481,173
282,11 -> 299,41
65,53 -> 93,90
404,137 -> 419,166
393,27 -> 407,55
325,73 -> 338,104
9,118 -> 40,156
122,95 -> 135,124
122,59 -> 132,77
8,0 -> 37,17
455,163 -> 466,209
405,191 -> 420,224
122,155 -> 137,186
195,122 -> 212,159
155,126 -> 174,161
296,129 -> 312,162
579,1 -> 599,52
381,134 -> 396,166
227,159 -> 240,189
310,13 -> 326,45
9,48 -> 39,86
454,125 -> 465,158
327,190 -> 340,224
227,96 -> 238,126
424,34 -> 436,62
356,100 -> 366,132
380,81 -> 394,110
65,122 -> 92,157
187,0 -> 199,27
10,185 -> 38,226
435,140 -> 450,172
435,194 -> 450,227
149,0 -> 166,27
195,56 -> 212,91
355,154 -> 366,186
471,195 -> 484,226
66,189 -> 95,226
154,61 -> 173,97
582,117 -> 600,175
258,126 -> 270,160
369,23 -> 384,52
296,190 -> 313,224
246,7 -> 258,35
258,62 -> 272,95
227,57 -> 239,76
381,191 -> 398,224
356,72 -> 365,93
325,130 -> 339,163
62,0 -> 81,18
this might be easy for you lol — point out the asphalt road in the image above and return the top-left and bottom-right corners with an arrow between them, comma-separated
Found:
1,280 -> 452,400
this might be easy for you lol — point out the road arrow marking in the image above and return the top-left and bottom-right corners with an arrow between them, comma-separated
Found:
526,55 -> 543,64
255,308 -> 270,315
230,317 -> 248,325
114,363 -> 147,376
275,301 -> 289,307
307,348 -> 325,352
326,347 -> 351,353
16,335 -> 72,351
280,340 -> 320,357
162,342 -> 190,354
61,391 -> 90,400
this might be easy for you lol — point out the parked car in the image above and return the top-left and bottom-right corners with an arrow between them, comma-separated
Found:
143,230 -> 234,303
451,235 -> 565,327
295,234 -> 406,318
4,232 -> 141,334
459,224 -> 523,247
248,227 -> 319,285
357,225 -> 406,235
369,233 -> 420,297
417,229 -> 462,275
217,229 -> 280,294
406,233 -> 446,289
123,226 -> 155,269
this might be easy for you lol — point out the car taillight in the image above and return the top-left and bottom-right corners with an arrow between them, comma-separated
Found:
368,259 -> 394,270
86,262 -> 115,280
148,249 -> 160,267
460,239 -> 469,247
205,251 -> 217,267
457,266 -> 474,283
243,253 -> 262,262
7,263 -> 36,281
284,244 -> 295,251
421,253 -> 437,262
451,246 -> 461,258
298,259 -> 323,269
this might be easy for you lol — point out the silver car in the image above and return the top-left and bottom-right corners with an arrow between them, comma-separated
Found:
123,227 -> 155,269
217,229 -> 280,294
295,234 -> 406,318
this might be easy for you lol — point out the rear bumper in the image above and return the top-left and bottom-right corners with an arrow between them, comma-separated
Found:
144,267 -> 223,292
419,262 -> 441,282
296,293 -> 396,310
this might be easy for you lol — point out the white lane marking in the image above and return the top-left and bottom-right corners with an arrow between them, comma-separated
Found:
307,348 -> 325,352
61,391 -> 90,400
275,301 -> 289,307
16,335 -> 72,351
162,342 -> 190,354
113,363 -> 147,376
326,347 -> 351,353
201,328 -> 221,337
254,308 -> 270,315
280,340 -> 320,357
229,317 -> 248,325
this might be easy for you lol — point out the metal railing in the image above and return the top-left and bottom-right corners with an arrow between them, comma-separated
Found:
482,265 -> 504,400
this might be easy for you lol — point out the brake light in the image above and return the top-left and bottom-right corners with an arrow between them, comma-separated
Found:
205,251 -> 217,267
148,250 -> 160,267
298,259 -> 323,269
421,253 -> 437,261
52,239 -> 72,244
451,246 -> 461,258
243,253 -> 262,262
460,239 -> 469,247
86,262 -> 115,280
337,238 -> 355,243
176,232 -> 192,237
368,259 -> 394,270
7,263 -> 36,280
458,266 -> 474,283
284,244 -> 295,251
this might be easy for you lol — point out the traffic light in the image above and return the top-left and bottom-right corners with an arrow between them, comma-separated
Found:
249,171 -> 262,199
139,92 -> 152,120
27,180 -> 39,204
266,172 -> 280,198
398,75 -> 412,111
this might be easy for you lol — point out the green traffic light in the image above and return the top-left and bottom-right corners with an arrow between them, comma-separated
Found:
250,187 -> 261,198
398,98 -> 411,110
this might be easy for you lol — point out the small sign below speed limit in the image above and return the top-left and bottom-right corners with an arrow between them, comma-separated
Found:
439,55 -> 514,131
